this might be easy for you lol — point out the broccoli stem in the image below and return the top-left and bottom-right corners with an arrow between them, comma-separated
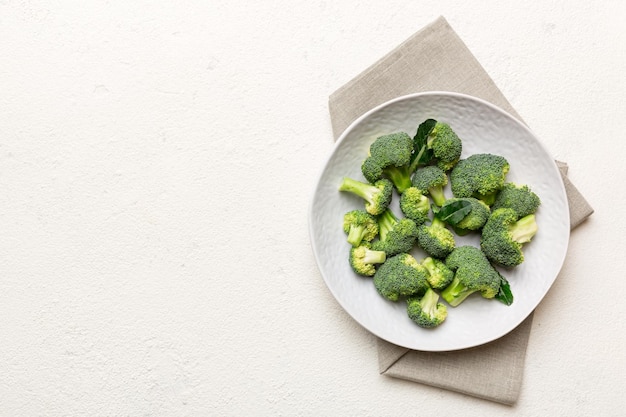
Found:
346,225 -> 366,246
383,165 -> 412,193
509,214 -> 538,243
429,186 -> 446,206
441,276 -> 475,307
420,287 -> 439,315
361,248 -> 387,264
377,209 -> 398,241
339,177 -> 377,203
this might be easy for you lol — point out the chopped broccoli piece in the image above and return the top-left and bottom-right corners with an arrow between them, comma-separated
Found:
407,287 -> 448,328
416,217 -> 455,259
441,246 -> 502,307
361,132 -> 414,193
491,182 -> 541,218
411,165 -> 448,206
371,209 -> 418,257
342,210 -> 379,247
339,177 -> 393,215
426,122 -> 462,171
399,187 -> 431,226
439,197 -> 491,234
422,256 -> 454,290
480,208 -> 538,268
373,253 -> 429,301
349,242 -> 387,276
450,153 -> 510,205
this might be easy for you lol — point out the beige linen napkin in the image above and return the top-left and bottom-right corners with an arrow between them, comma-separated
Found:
328,16 -> 594,405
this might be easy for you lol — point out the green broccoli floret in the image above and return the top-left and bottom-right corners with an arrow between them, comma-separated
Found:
491,183 -> 541,218
349,242 -> 387,277
411,165 -> 448,206
373,253 -> 429,301
480,208 -> 538,268
450,153 -> 510,205
439,197 -> 491,234
371,209 -> 418,257
422,256 -> 454,290
399,187 -> 431,226
406,287 -> 448,328
338,177 -> 393,215
361,132 -> 414,193
416,217 -> 455,259
426,121 -> 462,171
441,246 -> 502,307
342,210 -> 379,247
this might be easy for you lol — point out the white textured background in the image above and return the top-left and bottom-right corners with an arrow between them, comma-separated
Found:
1,1 -> 624,416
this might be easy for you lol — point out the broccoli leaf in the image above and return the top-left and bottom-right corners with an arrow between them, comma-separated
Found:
435,200 -> 472,225
494,272 -> 514,306
409,119 -> 436,171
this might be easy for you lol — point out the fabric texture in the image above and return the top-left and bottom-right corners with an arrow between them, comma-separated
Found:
328,16 -> 594,405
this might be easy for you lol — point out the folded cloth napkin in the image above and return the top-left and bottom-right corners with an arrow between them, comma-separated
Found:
328,16 -> 594,405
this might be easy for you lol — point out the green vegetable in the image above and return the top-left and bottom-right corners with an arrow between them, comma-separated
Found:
416,217 -> 455,259
422,256 -> 454,290
371,209 -> 418,257
361,132 -> 414,193
408,118 -> 437,172
437,197 -> 491,235
450,153 -> 510,205
407,287 -> 448,328
349,242 -> 387,277
491,183 -> 541,218
373,253 -> 429,301
426,121 -> 462,171
343,210 -> 378,247
411,165 -> 448,207
399,187 -> 431,226
441,246 -> 504,307
480,208 -> 538,268
339,177 -> 393,215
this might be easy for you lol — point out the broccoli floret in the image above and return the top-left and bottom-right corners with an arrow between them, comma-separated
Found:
399,187 -> 431,226
491,183 -> 541,218
450,153 -> 510,205
342,210 -> 379,247
406,287 -> 448,328
480,208 -> 538,268
416,217 -> 455,259
422,256 -> 454,290
426,122 -> 462,171
361,132 -> 414,193
349,242 -> 387,277
373,253 -> 429,301
339,177 -> 393,215
439,197 -> 491,234
441,246 -> 502,307
411,165 -> 448,206
371,209 -> 418,257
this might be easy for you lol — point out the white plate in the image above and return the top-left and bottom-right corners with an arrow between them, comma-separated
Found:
309,92 -> 570,351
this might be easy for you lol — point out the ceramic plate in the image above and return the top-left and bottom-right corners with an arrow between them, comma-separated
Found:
309,92 -> 570,351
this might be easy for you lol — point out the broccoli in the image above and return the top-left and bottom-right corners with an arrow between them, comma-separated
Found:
450,153 -> 510,205
373,253 -> 429,301
371,209 -> 418,257
480,208 -> 538,268
439,197 -> 491,234
441,246 -> 502,307
338,177 -> 393,216
361,132 -> 414,193
399,187 -> 431,226
349,242 -> 387,277
426,121 -> 462,171
491,182 -> 541,218
406,287 -> 448,328
342,210 -> 379,247
422,256 -> 454,290
411,165 -> 448,207
416,217 -> 455,259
